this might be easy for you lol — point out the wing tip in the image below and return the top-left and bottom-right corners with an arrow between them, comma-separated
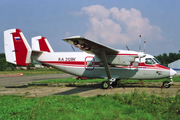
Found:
63,36 -> 83,40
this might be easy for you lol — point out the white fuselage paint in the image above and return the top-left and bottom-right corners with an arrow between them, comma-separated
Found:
32,50 -> 171,80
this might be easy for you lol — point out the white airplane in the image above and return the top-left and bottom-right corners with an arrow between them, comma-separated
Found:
4,29 -> 177,89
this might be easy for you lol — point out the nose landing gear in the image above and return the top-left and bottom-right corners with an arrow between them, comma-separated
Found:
161,81 -> 171,88
160,77 -> 173,88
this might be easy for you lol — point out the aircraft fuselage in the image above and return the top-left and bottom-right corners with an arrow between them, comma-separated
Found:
32,50 -> 172,80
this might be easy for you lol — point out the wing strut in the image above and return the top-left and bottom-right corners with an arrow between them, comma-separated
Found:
100,51 -> 112,80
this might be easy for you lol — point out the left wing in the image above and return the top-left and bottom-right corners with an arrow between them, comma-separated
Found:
63,36 -> 119,55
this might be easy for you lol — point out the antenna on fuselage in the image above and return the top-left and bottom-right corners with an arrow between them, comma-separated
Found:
144,41 -> 146,53
139,35 -> 141,52
126,45 -> 130,51
71,45 -> 75,51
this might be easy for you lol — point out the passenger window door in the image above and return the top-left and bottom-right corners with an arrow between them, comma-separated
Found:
84,56 -> 94,70
145,58 -> 155,65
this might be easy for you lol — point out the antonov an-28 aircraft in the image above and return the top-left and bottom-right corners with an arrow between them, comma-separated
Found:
4,29 -> 177,89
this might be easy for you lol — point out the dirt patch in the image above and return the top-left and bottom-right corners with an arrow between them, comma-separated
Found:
0,82 -> 180,98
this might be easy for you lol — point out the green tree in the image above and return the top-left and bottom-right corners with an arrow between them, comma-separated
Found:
155,53 -> 180,66
0,58 -> 6,71
28,59 -> 35,67
0,53 -> 16,70
0,53 -> 5,59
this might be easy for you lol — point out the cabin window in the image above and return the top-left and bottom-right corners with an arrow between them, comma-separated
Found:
153,58 -> 160,64
87,61 -> 92,66
145,58 -> 155,65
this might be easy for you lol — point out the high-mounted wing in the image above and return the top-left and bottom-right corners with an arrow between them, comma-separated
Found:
63,36 -> 145,82
63,36 -> 119,55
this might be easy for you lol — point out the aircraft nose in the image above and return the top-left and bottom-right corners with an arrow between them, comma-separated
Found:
170,68 -> 177,76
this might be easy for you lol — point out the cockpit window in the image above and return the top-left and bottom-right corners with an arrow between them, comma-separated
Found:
153,58 -> 160,64
145,58 -> 155,65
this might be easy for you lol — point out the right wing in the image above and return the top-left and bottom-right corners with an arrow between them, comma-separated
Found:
63,36 -> 119,55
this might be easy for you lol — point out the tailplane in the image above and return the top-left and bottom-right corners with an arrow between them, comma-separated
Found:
32,36 -> 54,52
4,29 -> 32,66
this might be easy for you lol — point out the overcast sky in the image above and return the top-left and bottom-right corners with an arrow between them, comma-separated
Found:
0,0 -> 180,56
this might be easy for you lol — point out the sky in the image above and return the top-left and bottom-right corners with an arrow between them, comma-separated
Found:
0,0 -> 180,56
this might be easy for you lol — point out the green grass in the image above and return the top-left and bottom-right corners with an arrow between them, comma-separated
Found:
31,76 -> 180,84
0,68 -> 63,76
0,89 -> 180,120
32,78 -> 106,84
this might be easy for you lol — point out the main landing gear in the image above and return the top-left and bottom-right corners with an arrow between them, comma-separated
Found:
102,79 -> 120,89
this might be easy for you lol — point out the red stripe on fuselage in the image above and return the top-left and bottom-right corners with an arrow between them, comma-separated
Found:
40,61 -> 170,70
11,29 -> 28,66
107,54 -> 138,56
38,37 -> 50,52
155,64 -> 170,70
42,61 -> 85,67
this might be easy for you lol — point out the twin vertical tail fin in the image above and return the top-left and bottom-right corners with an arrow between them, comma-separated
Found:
4,29 -> 54,66
32,36 -> 54,52
4,29 -> 32,66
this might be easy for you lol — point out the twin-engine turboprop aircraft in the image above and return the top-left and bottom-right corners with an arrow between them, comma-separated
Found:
4,29 -> 177,89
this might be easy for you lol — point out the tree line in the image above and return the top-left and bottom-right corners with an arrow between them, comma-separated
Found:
0,52 -> 180,71
154,53 -> 180,67
0,53 -> 34,71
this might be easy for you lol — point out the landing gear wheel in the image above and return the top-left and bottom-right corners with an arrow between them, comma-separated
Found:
162,81 -> 171,88
102,81 -> 110,89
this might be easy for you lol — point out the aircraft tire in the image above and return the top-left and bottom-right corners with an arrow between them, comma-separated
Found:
102,81 -> 110,89
162,81 -> 171,88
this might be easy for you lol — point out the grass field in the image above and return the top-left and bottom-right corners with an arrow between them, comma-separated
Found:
0,69 -> 180,119
0,89 -> 180,120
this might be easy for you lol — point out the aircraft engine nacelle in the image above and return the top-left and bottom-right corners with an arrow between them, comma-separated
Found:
106,55 -> 136,66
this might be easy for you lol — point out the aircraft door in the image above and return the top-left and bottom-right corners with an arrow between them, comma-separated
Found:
84,56 -> 95,70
